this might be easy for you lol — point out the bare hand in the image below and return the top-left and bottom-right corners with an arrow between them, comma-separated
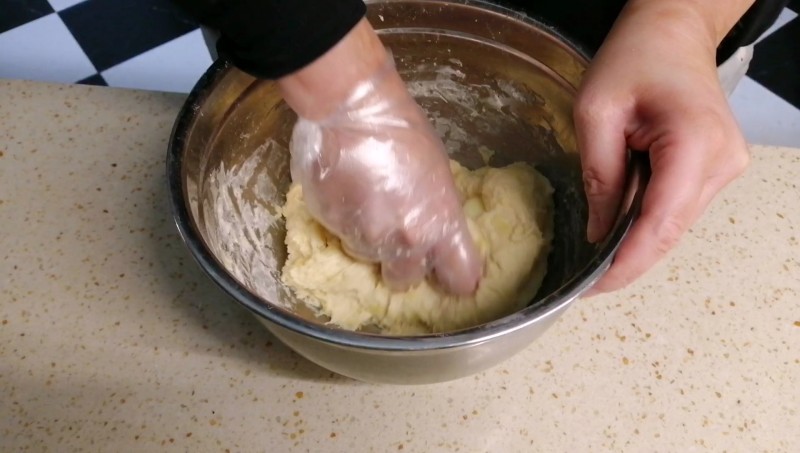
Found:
575,3 -> 750,295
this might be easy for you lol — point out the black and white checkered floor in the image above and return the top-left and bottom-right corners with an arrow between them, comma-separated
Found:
2,0 -> 799,146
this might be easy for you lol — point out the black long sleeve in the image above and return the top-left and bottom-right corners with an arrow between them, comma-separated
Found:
172,0 -> 365,79
174,0 -> 786,80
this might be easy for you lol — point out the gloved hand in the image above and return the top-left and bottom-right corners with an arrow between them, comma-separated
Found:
278,19 -> 482,295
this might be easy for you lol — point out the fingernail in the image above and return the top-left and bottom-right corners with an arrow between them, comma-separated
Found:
586,210 -> 600,243
381,256 -> 428,292
437,263 -> 481,297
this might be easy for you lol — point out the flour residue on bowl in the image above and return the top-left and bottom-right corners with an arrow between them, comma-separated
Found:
200,139 -> 291,306
401,61 -> 543,160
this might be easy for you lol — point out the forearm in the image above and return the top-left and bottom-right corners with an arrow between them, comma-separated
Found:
596,0 -> 759,78
621,0 -> 756,48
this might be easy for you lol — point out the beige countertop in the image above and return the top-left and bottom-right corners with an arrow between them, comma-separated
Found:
1,79 -> 798,452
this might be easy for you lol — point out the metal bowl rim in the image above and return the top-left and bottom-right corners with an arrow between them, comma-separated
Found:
166,2 -> 646,352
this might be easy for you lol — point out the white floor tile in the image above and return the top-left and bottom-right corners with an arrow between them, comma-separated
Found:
101,29 -> 213,93
729,77 -> 800,147
47,0 -> 87,12
0,14 -> 96,84
755,8 -> 798,44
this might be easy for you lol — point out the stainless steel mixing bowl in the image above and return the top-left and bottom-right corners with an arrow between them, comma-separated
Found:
167,0 -> 648,384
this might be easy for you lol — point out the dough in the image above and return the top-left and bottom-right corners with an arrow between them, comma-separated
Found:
281,161 -> 554,335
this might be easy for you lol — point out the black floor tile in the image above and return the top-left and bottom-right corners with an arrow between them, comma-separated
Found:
749,17 -> 800,109
788,0 -> 800,14
58,0 -> 198,71
77,74 -> 108,86
0,0 -> 54,34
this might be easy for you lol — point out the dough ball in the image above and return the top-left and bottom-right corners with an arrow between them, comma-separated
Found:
281,160 -> 554,335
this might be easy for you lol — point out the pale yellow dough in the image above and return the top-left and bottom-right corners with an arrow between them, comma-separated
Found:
281,161 -> 554,335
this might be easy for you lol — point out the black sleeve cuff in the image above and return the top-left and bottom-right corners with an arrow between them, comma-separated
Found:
717,0 -> 789,64
173,0 -> 366,79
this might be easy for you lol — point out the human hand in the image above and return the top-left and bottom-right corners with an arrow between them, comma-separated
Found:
575,2 -> 750,295
278,19 -> 482,295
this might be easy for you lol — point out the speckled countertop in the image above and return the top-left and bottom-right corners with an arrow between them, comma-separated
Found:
1,79 -> 798,452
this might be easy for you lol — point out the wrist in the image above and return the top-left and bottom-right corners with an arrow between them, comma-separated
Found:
602,0 -> 720,71
622,0 -> 755,46
278,18 -> 388,121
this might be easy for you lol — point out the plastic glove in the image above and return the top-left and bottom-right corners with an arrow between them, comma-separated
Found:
284,32 -> 482,296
